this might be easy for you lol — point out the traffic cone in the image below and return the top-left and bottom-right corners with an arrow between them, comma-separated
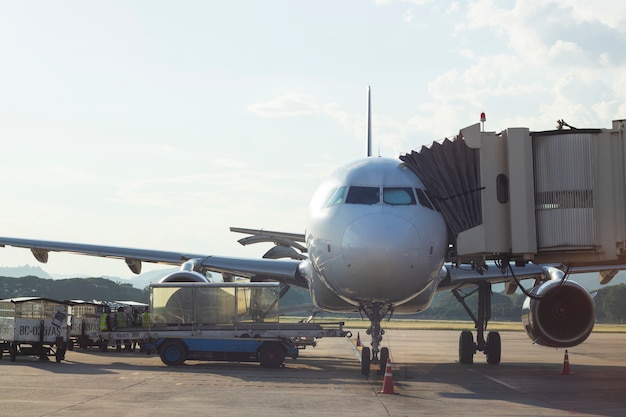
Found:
380,358 -> 395,394
561,350 -> 572,375
356,332 -> 361,347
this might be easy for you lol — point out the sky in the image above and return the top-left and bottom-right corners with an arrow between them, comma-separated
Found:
1,0 -> 626,279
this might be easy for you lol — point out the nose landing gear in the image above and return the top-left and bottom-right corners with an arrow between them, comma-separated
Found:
359,302 -> 392,376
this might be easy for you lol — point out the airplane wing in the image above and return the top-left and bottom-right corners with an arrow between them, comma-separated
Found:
437,262 -> 547,294
438,261 -> 624,294
0,236 -> 309,288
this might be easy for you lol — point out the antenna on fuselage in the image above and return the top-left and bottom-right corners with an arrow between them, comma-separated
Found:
367,86 -> 372,157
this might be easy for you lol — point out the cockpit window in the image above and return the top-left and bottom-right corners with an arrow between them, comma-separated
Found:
415,188 -> 435,210
346,186 -> 380,205
325,186 -> 347,207
383,187 -> 416,205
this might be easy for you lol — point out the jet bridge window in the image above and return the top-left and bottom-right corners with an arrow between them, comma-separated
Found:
383,187 -> 416,205
346,186 -> 380,205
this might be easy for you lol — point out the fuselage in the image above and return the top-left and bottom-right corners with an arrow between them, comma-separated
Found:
300,157 -> 448,312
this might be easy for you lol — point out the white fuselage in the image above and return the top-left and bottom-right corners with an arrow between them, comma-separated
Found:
300,157 -> 448,312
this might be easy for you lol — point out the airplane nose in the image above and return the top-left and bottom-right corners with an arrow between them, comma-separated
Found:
339,213 -> 422,301
343,213 -> 419,254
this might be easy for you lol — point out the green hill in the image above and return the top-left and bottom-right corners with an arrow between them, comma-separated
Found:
0,276 -> 148,303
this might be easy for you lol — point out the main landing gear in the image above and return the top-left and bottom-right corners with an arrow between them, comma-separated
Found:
359,302 -> 392,376
453,282 -> 501,365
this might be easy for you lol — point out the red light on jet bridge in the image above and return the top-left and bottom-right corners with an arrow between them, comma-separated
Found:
480,112 -> 486,122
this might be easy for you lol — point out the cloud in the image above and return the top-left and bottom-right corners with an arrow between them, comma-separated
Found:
406,0 -> 626,137
248,93 -> 319,117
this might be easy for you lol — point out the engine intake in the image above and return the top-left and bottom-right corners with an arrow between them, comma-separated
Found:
522,279 -> 595,348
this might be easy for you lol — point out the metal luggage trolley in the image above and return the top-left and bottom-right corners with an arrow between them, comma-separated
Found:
67,300 -> 107,350
0,297 -> 71,362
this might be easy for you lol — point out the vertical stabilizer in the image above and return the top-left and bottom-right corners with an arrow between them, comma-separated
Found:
367,86 -> 372,157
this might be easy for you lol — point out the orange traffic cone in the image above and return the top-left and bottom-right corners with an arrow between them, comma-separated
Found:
561,350 -> 572,375
380,358 -> 395,394
356,332 -> 361,347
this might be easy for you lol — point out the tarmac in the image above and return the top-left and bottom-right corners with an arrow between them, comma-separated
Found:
1,329 -> 625,416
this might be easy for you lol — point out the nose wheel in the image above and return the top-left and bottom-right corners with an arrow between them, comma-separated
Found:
359,302 -> 392,376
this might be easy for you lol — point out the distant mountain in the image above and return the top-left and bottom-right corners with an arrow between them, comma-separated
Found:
0,265 -> 176,289
0,265 -> 53,279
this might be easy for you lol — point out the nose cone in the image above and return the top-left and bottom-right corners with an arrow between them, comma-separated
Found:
338,213 -> 423,302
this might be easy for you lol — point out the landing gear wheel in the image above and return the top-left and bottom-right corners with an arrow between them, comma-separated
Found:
485,331 -> 501,364
159,340 -> 187,366
361,346 -> 371,376
258,343 -> 286,369
459,330 -> 475,364
378,347 -> 389,375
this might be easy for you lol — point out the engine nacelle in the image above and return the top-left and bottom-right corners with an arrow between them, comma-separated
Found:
522,279 -> 595,348
159,270 -> 209,283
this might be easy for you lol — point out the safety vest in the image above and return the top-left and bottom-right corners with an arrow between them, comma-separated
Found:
141,312 -> 151,327
117,311 -> 128,327
100,313 -> 108,331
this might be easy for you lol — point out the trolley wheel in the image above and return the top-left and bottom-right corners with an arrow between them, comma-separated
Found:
9,342 -> 17,362
258,343 -> 286,369
55,347 -> 66,363
98,339 -> 108,352
361,346 -> 371,376
378,347 -> 390,375
159,340 -> 187,366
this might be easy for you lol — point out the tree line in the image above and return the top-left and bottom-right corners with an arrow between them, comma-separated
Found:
2,276 -> 626,323
0,276 -> 148,304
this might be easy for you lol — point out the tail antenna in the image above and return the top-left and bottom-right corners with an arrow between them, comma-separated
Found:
366,86 -> 372,157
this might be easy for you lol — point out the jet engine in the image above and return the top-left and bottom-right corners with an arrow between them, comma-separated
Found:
159,270 -> 209,283
522,279 -> 595,348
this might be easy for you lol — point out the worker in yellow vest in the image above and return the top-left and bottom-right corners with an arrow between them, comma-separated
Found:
115,307 -> 128,351
99,307 -> 110,331
141,307 -> 151,327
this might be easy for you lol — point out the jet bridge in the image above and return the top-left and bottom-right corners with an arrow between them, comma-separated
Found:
401,119 -> 626,270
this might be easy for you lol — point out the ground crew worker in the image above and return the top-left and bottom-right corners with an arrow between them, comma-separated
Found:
115,307 -> 128,351
99,308 -> 109,331
141,307 -> 151,327
100,306 -> 113,332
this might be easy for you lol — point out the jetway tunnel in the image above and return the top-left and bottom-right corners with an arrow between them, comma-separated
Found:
400,119 -> 626,268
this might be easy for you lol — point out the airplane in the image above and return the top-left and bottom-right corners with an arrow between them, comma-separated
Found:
0,88 -> 603,375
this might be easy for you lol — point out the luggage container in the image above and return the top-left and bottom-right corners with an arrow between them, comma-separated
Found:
0,297 -> 71,362
67,300 -> 107,350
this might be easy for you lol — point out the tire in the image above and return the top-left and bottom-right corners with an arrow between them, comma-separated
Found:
9,342 -> 17,362
378,347 -> 390,376
98,339 -> 108,352
55,347 -> 66,363
486,331 -> 501,365
258,343 -> 286,369
361,346 -> 371,376
459,330 -> 475,364
159,340 -> 187,366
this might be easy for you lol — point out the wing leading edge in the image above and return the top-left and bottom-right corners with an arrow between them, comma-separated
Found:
0,236 -> 308,288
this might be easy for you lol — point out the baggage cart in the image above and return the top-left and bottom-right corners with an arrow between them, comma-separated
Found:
0,297 -> 71,362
